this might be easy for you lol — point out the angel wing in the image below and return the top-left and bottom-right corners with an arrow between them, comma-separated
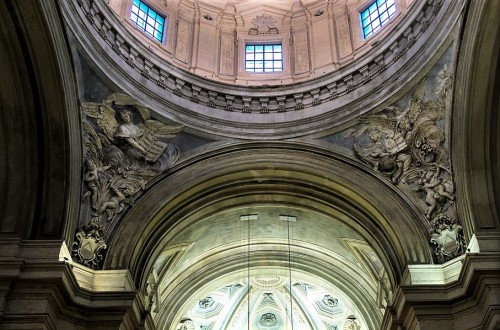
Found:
83,121 -> 102,151
81,102 -> 118,142
144,120 -> 183,138
350,114 -> 397,138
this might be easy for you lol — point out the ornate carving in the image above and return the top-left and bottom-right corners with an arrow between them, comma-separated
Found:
349,66 -> 452,187
322,295 -> 339,308
199,297 -> 215,309
71,219 -> 107,269
430,214 -> 466,263
345,64 -> 463,261
81,94 -> 183,224
259,313 -> 278,327
252,14 -> 276,29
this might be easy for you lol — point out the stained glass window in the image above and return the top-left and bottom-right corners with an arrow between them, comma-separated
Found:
245,44 -> 283,73
130,0 -> 166,42
360,0 -> 396,39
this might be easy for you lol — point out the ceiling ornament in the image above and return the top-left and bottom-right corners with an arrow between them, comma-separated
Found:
252,14 -> 277,29
69,0 -> 445,115
74,93 -> 183,269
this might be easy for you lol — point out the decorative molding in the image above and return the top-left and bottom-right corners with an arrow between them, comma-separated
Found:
67,0 -> 450,115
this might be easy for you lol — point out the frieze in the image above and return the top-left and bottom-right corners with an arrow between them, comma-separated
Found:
74,93 -> 183,268
71,0 -> 446,114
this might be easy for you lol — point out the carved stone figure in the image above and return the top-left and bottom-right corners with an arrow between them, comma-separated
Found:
81,93 -> 182,223
413,166 -> 454,218
430,214 -> 466,263
74,94 -> 184,269
348,66 -> 456,206
71,219 -> 107,269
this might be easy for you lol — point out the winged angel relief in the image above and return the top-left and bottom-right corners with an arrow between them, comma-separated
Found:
347,65 -> 455,220
346,65 -> 465,262
81,93 -> 183,222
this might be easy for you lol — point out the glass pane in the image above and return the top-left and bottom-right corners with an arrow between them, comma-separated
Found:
138,18 -> 146,28
138,10 -> 146,19
133,0 -> 140,5
255,68 -> 263,72
131,13 -> 138,22
255,45 -> 263,52
255,53 -> 263,60
380,12 -> 388,22
246,61 -> 254,68
146,25 -> 154,35
264,45 -> 273,52
361,10 -> 369,19
255,61 -> 263,68
264,53 -> 273,60
388,5 -> 396,15
274,45 -> 282,52
246,53 -> 254,60
147,16 -> 155,26
246,45 -> 254,52
274,61 -> 282,68
132,5 -> 139,14
265,61 -> 273,68
274,53 -> 282,60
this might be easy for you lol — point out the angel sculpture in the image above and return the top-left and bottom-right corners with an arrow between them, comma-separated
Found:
82,98 -> 183,163
351,110 -> 412,183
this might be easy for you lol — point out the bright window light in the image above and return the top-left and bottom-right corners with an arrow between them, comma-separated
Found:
245,44 -> 283,73
360,0 -> 396,39
130,0 -> 166,42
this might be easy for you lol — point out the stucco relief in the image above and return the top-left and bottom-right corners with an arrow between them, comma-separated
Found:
75,94 -> 183,268
220,34 -> 234,76
339,57 -> 466,262
294,31 -> 310,74
176,20 -> 191,63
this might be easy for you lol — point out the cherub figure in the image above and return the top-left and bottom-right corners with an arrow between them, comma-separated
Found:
414,167 -> 454,218
82,159 -> 110,207
95,184 -> 134,221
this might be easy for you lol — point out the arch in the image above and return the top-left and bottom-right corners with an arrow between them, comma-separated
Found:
105,143 -> 434,327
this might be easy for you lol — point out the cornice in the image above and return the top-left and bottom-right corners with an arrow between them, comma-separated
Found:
60,0 -> 465,139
